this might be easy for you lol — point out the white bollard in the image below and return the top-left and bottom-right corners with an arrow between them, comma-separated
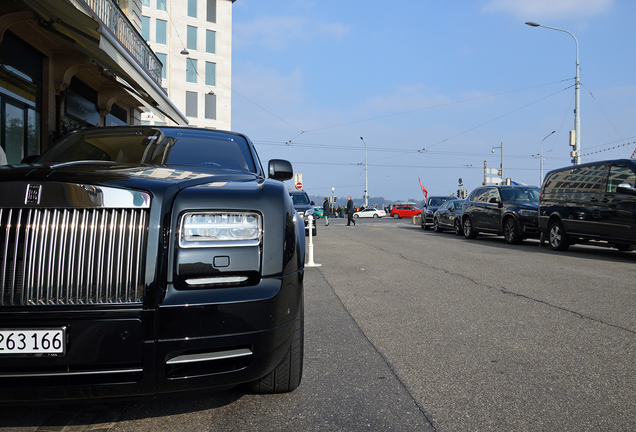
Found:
305,214 -> 321,267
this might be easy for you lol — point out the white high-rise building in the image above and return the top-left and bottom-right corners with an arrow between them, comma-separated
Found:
141,0 -> 234,129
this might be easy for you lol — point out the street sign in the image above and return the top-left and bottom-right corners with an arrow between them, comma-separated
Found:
295,181 -> 303,190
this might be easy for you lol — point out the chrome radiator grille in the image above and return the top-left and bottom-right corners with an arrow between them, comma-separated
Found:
0,208 -> 148,306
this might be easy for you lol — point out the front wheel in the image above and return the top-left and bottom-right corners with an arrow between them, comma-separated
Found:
248,299 -> 304,394
463,217 -> 478,239
353,214 -> 359,219
393,213 -> 400,219
504,218 -> 521,244
433,218 -> 443,233
548,221 -> 569,251
454,219 -> 463,236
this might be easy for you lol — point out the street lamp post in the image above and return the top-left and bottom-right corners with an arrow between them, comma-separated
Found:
540,130 -> 556,184
526,22 -> 581,165
331,187 -> 335,215
360,137 -> 368,207
492,142 -> 504,184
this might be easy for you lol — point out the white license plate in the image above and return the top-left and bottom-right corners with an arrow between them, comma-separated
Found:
0,328 -> 66,356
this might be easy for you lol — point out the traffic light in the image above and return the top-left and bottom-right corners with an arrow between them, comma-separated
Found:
457,189 -> 460,197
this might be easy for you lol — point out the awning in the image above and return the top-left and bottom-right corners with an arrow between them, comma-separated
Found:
21,0 -> 188,125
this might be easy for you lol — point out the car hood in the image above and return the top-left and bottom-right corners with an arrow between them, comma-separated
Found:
0,162 -> 261,195
508,201 -> 539,210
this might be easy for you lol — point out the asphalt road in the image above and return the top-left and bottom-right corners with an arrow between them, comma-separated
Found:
2,215 -> 635,431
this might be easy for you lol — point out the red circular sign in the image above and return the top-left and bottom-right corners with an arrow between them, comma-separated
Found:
295,182 -> 303,190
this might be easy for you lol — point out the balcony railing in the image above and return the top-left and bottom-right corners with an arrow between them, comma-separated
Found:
78,0 -> 164,92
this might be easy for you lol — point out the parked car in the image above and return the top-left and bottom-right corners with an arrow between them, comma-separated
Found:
432,199 -> 465,235
421,195 -> 455,230
390,205 -> 422,219
313,206 -> 324,218
353,208 -> 386,218
0,126 -> 305,403
290,190 -> 317,235
462,185 -> 540,244
539,159 -> 636,252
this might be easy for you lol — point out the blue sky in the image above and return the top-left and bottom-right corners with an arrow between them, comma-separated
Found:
230,0 -> 636,202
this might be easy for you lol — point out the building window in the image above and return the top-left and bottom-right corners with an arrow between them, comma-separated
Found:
186,91 -> 198,117
205,93 -> 216,119
142,16 -> 150,41
186,58 -> 197,83
157,0 -> 167,11
187,26 -> 197,51
206,30 -> 215,54
205,62 -> 215,86
188,0 -> 197,18
207,0 -> 216,23
156,19 -> 167,44
156,53 -> 167,79
142,0 -> 150,7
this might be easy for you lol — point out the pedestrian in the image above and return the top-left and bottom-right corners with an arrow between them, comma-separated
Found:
323,197 -> 330,226
346,196 -> 355,226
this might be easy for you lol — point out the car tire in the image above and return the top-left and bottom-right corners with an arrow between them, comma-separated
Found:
248,299 -> 304,394
454,219 -> 463,236
504,218 -> 521,244
614,243 -> 632,251
463,217 -> 478,239
353,214 -> 359,219
548,221 -> 569,251
433,218 -> 442,233
373,214 -> 378,218
392,213 -> 400,219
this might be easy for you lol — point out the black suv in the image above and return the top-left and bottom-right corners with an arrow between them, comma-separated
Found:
539,159 -> 636,252
421,195 -> 455,230
289,190 -> 317,236
461,185 -> 540,244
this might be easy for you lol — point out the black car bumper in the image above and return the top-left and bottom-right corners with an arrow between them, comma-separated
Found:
0,273 -> 302,403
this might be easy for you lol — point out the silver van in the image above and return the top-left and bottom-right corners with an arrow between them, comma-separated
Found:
539,159 -> 636,251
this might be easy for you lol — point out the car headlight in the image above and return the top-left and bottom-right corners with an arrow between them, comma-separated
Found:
426,210 -> 434,216
179,212 -> 262,248
518,210 -> 538,217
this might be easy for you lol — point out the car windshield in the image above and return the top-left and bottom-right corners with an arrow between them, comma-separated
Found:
37,127 -> 257,172
500,188 -> 540,202
428,198 -> 448,206
453,201 -> 464,210
291,194 -> 310,205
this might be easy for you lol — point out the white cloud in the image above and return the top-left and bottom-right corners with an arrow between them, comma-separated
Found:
234,16 -> 351,50
483,0 -> 614,19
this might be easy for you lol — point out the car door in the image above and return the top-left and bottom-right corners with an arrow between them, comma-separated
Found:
600,163 -> 636,240
565,164 -> 607,237
482,187 -> 503,232
468,188 -> 490,229
438,202 -> 451,227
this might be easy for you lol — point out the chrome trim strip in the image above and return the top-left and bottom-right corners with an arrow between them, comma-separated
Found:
166,348 -> 253,365
186,276 -> 248,286
0,368 -> 143,378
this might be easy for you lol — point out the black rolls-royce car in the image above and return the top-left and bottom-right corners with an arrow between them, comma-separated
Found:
0,126 -> 305,402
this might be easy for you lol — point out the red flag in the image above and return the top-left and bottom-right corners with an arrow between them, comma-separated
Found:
418,175 -> 428,200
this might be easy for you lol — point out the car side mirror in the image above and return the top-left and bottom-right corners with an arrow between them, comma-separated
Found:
616,183 -> 636,194
489,197 -> 498,204
268,159 -> 293,181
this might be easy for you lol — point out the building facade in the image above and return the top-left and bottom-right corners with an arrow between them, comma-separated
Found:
0,0 -> 189,162
141,0 -> 233,130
